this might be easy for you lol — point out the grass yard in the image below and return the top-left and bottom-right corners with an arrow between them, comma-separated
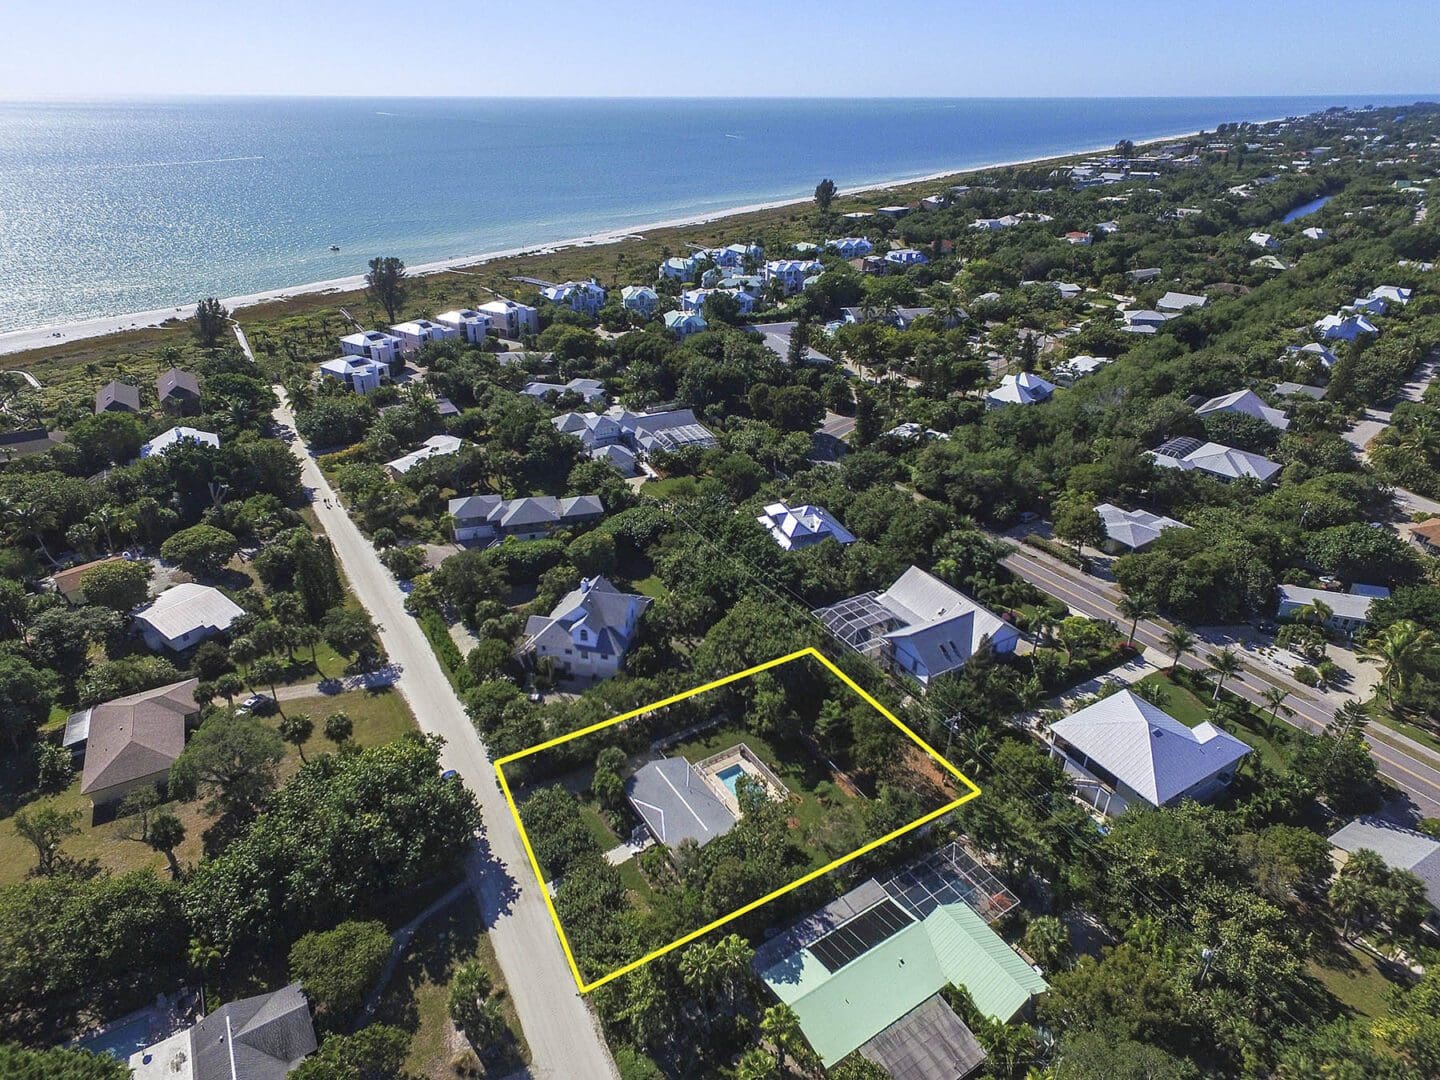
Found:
1307,941 -> 1404,1019
374,892 -> 529,1079
0,687 -> 417,888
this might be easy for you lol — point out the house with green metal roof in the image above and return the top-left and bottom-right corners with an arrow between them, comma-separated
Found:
760,897 -> 1047,1069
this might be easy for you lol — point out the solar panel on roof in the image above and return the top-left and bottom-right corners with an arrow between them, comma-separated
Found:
1155,435 -> 1204,458
807,898 -> 915,972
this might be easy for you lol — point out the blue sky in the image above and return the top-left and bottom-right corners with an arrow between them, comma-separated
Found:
6,1 -> 1438,99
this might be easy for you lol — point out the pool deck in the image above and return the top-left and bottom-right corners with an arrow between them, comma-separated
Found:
694,743 -> 790,817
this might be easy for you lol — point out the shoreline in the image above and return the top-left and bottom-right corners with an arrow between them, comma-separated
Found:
0,120 -> 1263,359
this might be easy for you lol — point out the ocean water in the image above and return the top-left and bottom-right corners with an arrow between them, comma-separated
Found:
0,95 -> 1422,332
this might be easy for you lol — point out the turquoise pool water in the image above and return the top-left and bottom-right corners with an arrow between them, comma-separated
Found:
71,1015 -> 153,1062
717,764 -> 745,799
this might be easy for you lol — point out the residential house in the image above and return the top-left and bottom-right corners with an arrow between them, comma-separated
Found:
1347,294 -> 1390,316
1126,267 -> 1163,283
756,501 -> 856,551
876,205 -> 911,219
1052,355 -> 1112,385
1273,382 -> 1327,400
1121,308 -> 1170,333
133,583 -> 243,652
617,407 -> 718,453
659,255 -> 701,281
1249,231 -> 1279,250
703,242 -> 763,268
130,983 -> 317,1080
390,318 -> 459,354
884,248 -> 929,267
813,566 -> 1019,688
1285,341 -> 1338,370
156,368 -> 201,414
1157,291 -> 1207,312
551,410 -> 625,450
588,443 -> 639,476
1051,281 -> 1082,300
1095,504 -> 1191,553
681,288 -> 755,316
826,237 -> 873,259
757,880 -> 1045,1070
71,679 -> 199,811
1410,518 -> 1440,555
542,279 -> 608,316
883,422 -> 950,442
621,285 -> 659,317
435,308 -> 493,343
1064,230 -> 1092,245
95,380 -> 140,414
1368,285 -> 1413,306
764,259 -> 823,296
140,426 -> 220,458
384,433 -> 464,477
319,355 -> 388,394
50,557 -> 132,605
1095,220 -> 1120,233
521,575 -> 650,680
520,377 -> 607,405
448,493 -> 604,543
663,310 -> 708,338
1251,254 -> 1291,272
1315,312 -> 1379,341
1329,817 -> 1440,915
1276,584 -> 1388,635
985,372 -> 1056,408
1195,388 -> 1291,431
1047,689 -> 1251,816
0,429 -> 65,462
476,298 -> 539,339
1148,436 -> 1282,484
1302,226 -> 1328,240
339,329 -> 403,366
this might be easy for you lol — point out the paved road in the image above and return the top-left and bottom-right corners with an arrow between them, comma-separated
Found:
271,391 -> 617,1080
1003,544 -> 1440,817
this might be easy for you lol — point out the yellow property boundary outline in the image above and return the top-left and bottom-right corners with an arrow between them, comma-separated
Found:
493,645 -> 982,993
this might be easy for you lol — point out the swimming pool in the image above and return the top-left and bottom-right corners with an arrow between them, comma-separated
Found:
717,763 -> 746,798
70,1015 -> 154,1062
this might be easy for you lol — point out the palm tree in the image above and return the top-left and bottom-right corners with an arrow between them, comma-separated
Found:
1117,594 -> 1156,645
759,1004 -> 805,1072
1207,647 -> 1242,701
1360,618 -> 1439,711
3,499 -> 59,566
188,938 -> 222,1013
1261,686 -> 1292,726
1300,597 -> 1334,629
1163,626 -> 1195,673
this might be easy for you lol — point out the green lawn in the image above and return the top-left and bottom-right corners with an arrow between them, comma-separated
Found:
373,892 -> 529,1078
0,687 -> 417,888
1307,942 -> 1403,1019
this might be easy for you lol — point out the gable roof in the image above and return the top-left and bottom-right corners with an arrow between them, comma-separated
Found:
133,583 -> 243,643
877,567 -> 1015,678
79,679 -> 199,794
0,429 -> 65,461
189,983 -> 317,1080
859,993 -> 987,1080
141,426 -> 220,457
523,574 -> 650,658
1048,689 -> 1251,806
157,368 -> 201,400
96,380 -> 140,412
1195,388 -> 1290,430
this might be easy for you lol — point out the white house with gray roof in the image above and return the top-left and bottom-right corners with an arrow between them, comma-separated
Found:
1329,817 -> 1440,914
339,329 -> 403,365
435,308 -> 492,343
1276,584 -> 1387,635
520,377 -> 607,405
1047,689 -> 1251,816
756,501 -> 856,551
133,583 -> 243,653
1195,388 -> 1290,431
476,298 -> 539,339
390,318 -> 459,353
448,493 -> 604,544
814,566 -> 1018,688
521,575 -> 650,680
1095,504 -> 1191,552
130,982 -> 316,1080
1149,437 -> 1282,484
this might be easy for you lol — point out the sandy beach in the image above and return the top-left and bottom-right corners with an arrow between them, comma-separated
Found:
0,122 -> 1243,360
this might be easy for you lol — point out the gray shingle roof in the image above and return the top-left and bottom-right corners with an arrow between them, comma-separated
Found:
95,380 -> 141,413
79,678 -> 199,795
1329,817 -> 1440,910
157,368 -> 201,400
190,983 -> 317,1080
625,757 -> 736,847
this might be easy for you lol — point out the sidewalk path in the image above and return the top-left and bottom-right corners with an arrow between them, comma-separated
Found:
271,389 -> 617,1080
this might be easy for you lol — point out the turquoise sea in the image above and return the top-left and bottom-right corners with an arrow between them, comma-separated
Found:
0,95 -> 1424,332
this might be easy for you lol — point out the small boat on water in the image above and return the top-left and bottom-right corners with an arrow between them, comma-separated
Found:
329,245 -> 340,251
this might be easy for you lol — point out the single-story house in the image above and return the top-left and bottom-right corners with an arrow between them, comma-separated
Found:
521,575 -> 650,680
1052,355 -> 1112,385
140,426 -> 220,458
1248,231 -> 1279,250
985,372 -> 1055,409
50,556 -> 132,604
589,442 -> 639,476
1285,342 -> 1338,370
1125,267 -> 1162,283
475,299 -> 539,339
1302,226 -> 1328,241
1329,817 -> 1440,914
95,380 -> 140,414
626,757 -> 736,849
157,368 -> 202,414
883,422 -> 950,442
133,583 -> 243,652
1064,230 -> 1093,245
758,884 -> 1045,1070
73,678 -> 199,811
756,501 -> 856,551
1195,388 -> 1290,431
0,428 -> 65,462
434,308 -> 492,343
1315,313 -> 1379,342
814,566 -> 1019,688
1149,436 -> 1282,484
339,329 -> 403,365
448,493 -> 604,543
1121,308 -> 1171,333
130,982 -> 317,1080
1368,285 -> 1413,306
520,378 -> 607,405
1095,504 -> 1191,552
1047,689 -> 1251,816
606,406 -> 719,454
319,355 -> 388,394
621,285 -> 659,317
384,434 -> 464,476
1273,381 -> 1327,400
1157,291 -> 1207,312
1276,583 -> 1388,635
